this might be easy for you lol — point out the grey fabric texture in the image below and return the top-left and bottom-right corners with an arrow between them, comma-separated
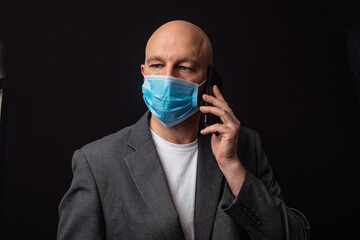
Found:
58,111 -> 310,240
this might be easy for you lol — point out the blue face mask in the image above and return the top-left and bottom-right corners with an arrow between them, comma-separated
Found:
142,75 -> 206,127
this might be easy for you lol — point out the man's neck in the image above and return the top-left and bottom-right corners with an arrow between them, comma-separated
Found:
149,113 -> 200,144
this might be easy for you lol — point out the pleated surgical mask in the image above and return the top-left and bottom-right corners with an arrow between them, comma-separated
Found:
142,75 -> 206,127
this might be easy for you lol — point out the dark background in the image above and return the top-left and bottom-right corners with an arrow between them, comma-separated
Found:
1,0 -> 359,239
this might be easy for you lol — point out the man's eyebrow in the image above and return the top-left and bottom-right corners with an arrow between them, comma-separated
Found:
146,56 -> 164,64
146,56 -> 199,66
176,57 -> 199,66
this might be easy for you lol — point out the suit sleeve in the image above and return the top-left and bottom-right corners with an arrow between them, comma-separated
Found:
57,149 -> 105,240
221,130 -> 310,240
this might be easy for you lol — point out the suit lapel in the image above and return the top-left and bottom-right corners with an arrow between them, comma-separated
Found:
124,112 -> 185,240
195,133 -> 224,240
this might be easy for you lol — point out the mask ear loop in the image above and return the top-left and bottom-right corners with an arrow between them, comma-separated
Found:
198,78 -> 207,86
197,78 -> 208,107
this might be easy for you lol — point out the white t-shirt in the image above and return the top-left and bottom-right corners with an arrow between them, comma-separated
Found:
150,129 -> 198,240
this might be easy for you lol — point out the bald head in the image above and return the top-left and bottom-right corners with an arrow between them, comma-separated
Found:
145,20 -> 213,66
141,20 -> 213,84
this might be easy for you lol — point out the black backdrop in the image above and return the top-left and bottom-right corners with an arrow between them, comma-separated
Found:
1,0 -> 359,239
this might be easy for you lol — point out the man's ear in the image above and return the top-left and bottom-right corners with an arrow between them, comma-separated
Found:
140,64 -> 145,77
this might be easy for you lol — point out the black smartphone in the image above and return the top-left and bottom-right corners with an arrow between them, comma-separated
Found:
204,66 -> 223,127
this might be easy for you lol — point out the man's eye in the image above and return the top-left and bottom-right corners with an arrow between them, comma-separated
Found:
178,66 -> 190,71
151,64 -> 162,69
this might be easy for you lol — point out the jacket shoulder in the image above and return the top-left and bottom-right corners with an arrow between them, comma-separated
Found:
79,125 -> 134,164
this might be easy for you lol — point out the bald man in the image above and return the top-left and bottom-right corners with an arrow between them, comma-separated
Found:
58,20 -> 310,240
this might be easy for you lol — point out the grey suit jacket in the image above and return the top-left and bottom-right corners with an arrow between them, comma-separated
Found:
58,111 -> 310,240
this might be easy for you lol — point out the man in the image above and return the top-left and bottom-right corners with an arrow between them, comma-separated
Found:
58,20 -> 310,240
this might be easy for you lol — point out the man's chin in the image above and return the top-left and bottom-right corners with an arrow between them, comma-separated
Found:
170,111 -> 201,129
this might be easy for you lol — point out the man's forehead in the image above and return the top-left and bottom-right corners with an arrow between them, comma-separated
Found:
145,38 -> 203,62
146,31 -> 203,52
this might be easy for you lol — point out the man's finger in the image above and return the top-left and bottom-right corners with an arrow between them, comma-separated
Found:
199,106 -> 234,124
212,85 -> 225,101
202,93 -> 225,107
200,123 -> 227,135
201,86 -> 240,125
202,93 -> 232,117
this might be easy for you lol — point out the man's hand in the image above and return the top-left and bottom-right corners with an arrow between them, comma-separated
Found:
199,85 -> 245,196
